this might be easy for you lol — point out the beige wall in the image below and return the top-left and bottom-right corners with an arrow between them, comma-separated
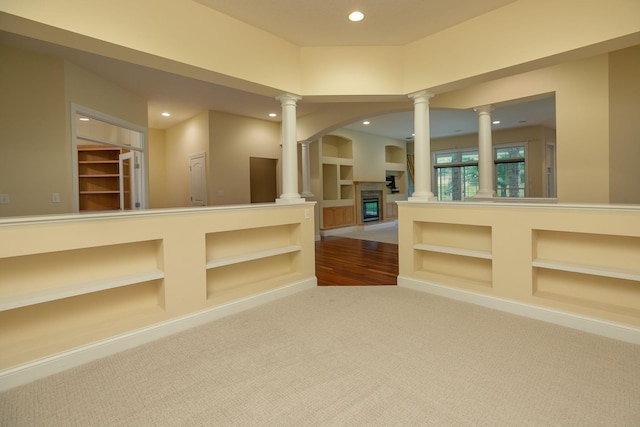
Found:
208,111 -> 280,205
164,111 -> 210,208
0,44 -> 148,217
3,1 -> 638,97
609,45 -> 640,204
0,44 -> 68,217
158,110 -> 281,207
148,128 -> 168,208
324,128 -> 406,183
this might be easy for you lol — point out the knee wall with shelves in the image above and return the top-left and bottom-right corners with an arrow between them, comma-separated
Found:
0,203 -> 316,369
398,202 -> 640,328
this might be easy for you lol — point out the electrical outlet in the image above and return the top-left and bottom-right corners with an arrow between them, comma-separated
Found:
304,208 -> 310,219
52,193 -> 61,203
0,194 -> 9,205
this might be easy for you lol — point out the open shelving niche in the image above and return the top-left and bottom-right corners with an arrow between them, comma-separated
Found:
384,145 -> 408,220
0,240 -> 165,365
77,144 -> 128,211
320,135 -> 355,229
205,223 -> 303,305
532,230 -> 640,319
413,221 -> 493,289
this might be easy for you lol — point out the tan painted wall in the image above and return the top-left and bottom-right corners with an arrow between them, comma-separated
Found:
148,128 -> 168,208
0,44 -> 68,217
325,128 -> 406,183
446,53 -> 611,202
208,111 -> 281,205
0,1 -> 301,96
3,0 -> 638,97
63,61 -> 147,128
609,45 -> 640,203
164,111 -> 210,208
403,0 -> 640,93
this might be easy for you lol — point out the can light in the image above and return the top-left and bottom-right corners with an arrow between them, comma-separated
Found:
162,112 -> 171,117
349,11 -> 365,22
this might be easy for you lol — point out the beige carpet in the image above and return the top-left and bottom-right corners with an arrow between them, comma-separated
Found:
332,222 -> 398,244
2,286 -> 639,426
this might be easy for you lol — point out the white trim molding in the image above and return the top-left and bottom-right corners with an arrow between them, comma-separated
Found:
0,278 -> 316,392
398,276 -> 640,345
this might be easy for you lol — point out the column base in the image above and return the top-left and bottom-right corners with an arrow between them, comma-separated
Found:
472,190 -> 496,199
276,196 -> 306,204
408,194 -> 438,202
300,192 -> 315,198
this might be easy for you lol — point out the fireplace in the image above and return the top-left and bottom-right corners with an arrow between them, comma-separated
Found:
362,197 -> 380,222
361,189 -> 382,222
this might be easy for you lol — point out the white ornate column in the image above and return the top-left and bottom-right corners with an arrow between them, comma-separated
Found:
408,90 -> 437,202
299,140 -> 314,198
473,105 -> 496,199
276,93 -> 304,204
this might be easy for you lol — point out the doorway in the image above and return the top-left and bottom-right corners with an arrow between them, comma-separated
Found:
189,153 -> 207,206
72,105 -> 147,212
250,157 -> 277,203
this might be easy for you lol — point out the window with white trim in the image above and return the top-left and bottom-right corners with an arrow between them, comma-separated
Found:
432,143 -> 527,200
494,143 -> 526,198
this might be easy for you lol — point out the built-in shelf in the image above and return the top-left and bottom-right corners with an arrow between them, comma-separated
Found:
78,160 -> 119,164
0,269 -> 165,312
532,259 -> 640,281
80,190 -> 120,194
206,245 -> 301,269
414,243 -> 493,260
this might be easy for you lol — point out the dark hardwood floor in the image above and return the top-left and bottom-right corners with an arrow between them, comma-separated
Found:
315,236 -> 398,286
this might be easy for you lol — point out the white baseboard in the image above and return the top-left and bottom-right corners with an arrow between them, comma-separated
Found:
398,276 -> 640,345
0,277 -> 317,392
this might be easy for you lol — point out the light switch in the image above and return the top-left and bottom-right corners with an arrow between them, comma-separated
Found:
0,194 -> 8,204
52,193 -> 61,203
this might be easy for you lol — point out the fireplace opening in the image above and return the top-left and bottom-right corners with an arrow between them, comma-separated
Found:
362,198 -> 380,222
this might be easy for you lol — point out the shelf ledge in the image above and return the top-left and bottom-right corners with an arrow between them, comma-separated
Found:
532,259 -> 640,281
0,269 -> 165,312
206,245 -> 301,269
414,243 -> 492,260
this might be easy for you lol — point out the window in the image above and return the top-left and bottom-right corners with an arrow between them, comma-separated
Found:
494,144 -> 526,198
433,150 -> 479,201
432,143 -> 527,200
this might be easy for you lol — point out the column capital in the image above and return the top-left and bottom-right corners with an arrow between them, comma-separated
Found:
298,140 -> 312,146
408,90 -> 435,103
474,105 -> 494,114
276,93 -> 302,105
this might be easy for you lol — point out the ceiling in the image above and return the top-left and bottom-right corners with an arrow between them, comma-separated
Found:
1,0 -> 556,140
194,0 -> 517,46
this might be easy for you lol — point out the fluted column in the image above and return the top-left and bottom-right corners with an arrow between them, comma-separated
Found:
276,93 -> 304,204
473,105 -> 496,199
299,140 -> 314,198
408,90 -> 437,202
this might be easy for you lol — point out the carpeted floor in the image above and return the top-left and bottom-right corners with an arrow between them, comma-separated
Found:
2,286 -> 639,426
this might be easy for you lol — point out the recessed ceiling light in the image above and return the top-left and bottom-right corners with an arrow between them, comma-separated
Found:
492,120 -> 501,124
349,11 -> 364,22
79,117 -> 90,121
269,113 -> 277,117
162,112 -> 171,117
362,121 -> 370,125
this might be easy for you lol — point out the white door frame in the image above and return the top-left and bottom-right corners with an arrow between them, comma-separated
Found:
189,152 -> 207,207
71,103 -> 148,212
